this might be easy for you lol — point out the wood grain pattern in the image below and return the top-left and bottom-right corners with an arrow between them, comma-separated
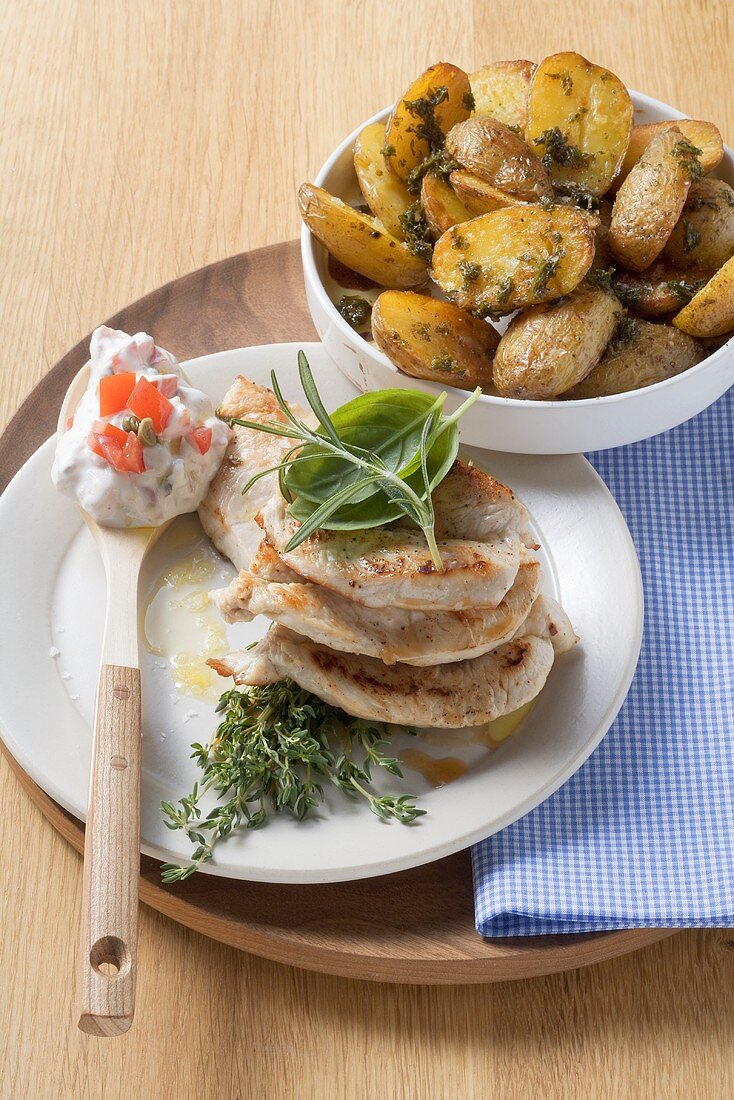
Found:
2,1 -> 734,1096
79,664 -> 141,1036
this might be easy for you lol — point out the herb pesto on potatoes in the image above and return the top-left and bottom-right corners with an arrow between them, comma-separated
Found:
299,51 -> 729,400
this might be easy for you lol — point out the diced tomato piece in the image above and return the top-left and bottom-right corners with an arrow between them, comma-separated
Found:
91,420 -> 128,445
88,421 -> 132,465
128,376 -> 173,433
97,436 -> 127,472
190,426 -> 212,455
88,432 -> 104,458
122,431 -> 145,473
65,415 -> 74,430
152,374 -> 179,398
99,372 -> 137,417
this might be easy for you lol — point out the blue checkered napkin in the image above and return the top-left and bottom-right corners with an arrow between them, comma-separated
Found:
472,387 -> 734,936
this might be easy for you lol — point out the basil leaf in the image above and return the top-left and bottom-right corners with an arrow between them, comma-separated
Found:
283,389 -> 447,506
288,419 -> 458,530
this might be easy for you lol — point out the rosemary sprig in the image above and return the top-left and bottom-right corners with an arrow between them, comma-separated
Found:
160,682 -> 425,881
223,351 -> 480,571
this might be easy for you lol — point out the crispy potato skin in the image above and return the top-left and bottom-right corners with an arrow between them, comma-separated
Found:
673,255 -> 734,336
371,291 -> 499,389
566,319 -> 704,397
449,170 -> 527,215
385,63 -> 472,183
662,178 -> 734,271
493,287 -> 623,399
420,174 -> 474,235
609,127 -> 695,272
431,205 -> 595,313
445,117 -> 552,202
585,198 -> 613,271
353,123 -> 413,238
469,61 -> 536,130
613,263 -> 711,316
526,52 -> 633,197
617,119 -> 724,186
298,184 -> 428,288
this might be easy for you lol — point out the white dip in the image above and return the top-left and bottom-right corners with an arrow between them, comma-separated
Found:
52,326 -> 230,527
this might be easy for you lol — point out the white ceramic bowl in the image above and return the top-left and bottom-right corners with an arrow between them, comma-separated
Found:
302,92 -> 734,454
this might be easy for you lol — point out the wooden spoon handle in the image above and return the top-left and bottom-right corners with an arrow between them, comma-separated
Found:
77,663 -> 141,1036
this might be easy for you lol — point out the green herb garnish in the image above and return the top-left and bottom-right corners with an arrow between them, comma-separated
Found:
610,277 -> 645,308
462,90 -> 475,111
160,683 -> 425,881
459,260 -> 482,287
608,314 -> 642,355
547,71 -> 574,95
673,138 -> 704,181
668,277 -> 706,302
496,276 -> 514,308
431,354 -> 464,375
399,201 -> 434,261
531,250 -> 564,297
587,266 -> 617,295
534,127 -> 593,172
552,181 -> 600,210
224,351 -> 480,570
683,221 -> 701,254
403,85 -> 449,152
337,295 -> 373,330
405,147 -> 460,194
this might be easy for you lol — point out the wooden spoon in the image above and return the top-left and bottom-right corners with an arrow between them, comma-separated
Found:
59,365 -> 172,1036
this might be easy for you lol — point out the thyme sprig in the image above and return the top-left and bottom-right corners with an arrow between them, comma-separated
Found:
161,682 -> 425,881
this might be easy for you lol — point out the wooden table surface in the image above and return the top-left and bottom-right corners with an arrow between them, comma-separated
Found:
2,1 -> 733,1095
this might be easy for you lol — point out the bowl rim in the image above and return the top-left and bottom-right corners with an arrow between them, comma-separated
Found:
301,89 -> 734,408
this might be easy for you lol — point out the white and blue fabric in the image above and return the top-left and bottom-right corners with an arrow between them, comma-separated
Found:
472,387 -> 734,936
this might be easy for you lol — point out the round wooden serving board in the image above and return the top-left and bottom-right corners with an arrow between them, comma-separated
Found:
0,241 -> 671,984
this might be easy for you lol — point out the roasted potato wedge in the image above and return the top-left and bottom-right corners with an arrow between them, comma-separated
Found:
371,290 -> 499,388
662,178 -> 734,271
431,205 -> 596,314
353,122 -> 413,238
469,60 -> 536,131
526,52 -> 633,198
617,119 -> 724,186
566,318 -> 704,397
420,174 -> 474,235
609,127 -> 698,271
612,263 -> 710,316
445,117 -> 552,202
493,286 -> 622,399
673,255 -> 734,336
298,184 -> 428,288
449,170 -> 527,215
384,63 -> 472,183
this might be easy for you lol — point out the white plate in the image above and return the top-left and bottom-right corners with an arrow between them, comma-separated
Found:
302,91 -> 734,454
0,343 -> 642,882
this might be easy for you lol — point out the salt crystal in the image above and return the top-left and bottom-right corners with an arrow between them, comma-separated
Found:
183,710 -> 198,723
49,646 -> 60,658
61,672 -> 71,681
